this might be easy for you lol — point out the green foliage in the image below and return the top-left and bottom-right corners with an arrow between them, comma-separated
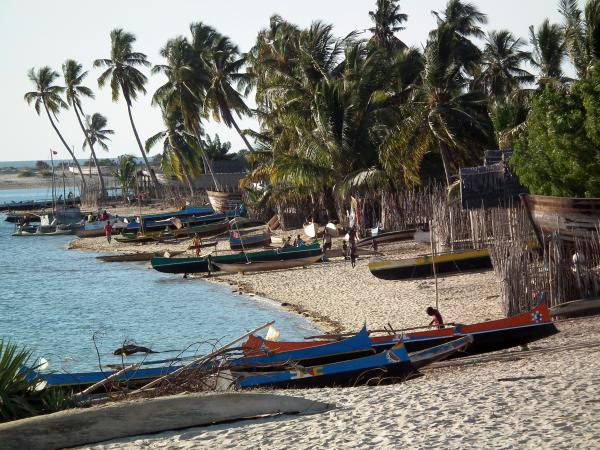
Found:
114,154 -> 138,199
0,340 -> 71,423
17,169 -> 34,177
35,161 -> 50,170
204,134 -> 233,161
39,169 -> 52,178
511,83 -> 600,197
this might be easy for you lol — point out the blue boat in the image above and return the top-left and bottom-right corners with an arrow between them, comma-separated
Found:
125,210 -> 237,233
230,326 -> 373,369
228,336 -> 472,389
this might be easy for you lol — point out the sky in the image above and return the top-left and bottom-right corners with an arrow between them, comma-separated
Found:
0,0 -> 568,162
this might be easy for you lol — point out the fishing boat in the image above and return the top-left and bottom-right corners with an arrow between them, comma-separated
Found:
229,225 -> 271,250
215,254 -> 323,274
114,231 -> 162,244
224,336 -> 471,390
243,304 -> 558,358
356,227 -> 428,248
96,251 -> 185,262
521,193 -> 600,242
124,211 -> 236,234
550,297 -> 600,318
151,242 -> 323,274
159,219 -> 229,240
368,248 -> 492,280
206,190 -> 243,213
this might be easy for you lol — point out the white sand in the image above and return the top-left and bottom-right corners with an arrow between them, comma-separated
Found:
70,211 -> 600,449
81,319 -> 600,449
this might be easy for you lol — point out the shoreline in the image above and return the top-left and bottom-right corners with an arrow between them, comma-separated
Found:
56,210 -> 600,448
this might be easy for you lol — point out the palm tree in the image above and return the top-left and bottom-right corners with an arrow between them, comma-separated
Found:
23,67 -> 86,190
529,20 -> 567,84
559,0 -> 600,78
475,30 -> 533,102
194,25 -> 255,152
204,134 -> 234,161
368,0 -> 408,51
389,24 -> 494,185
83,113 -> 114,165
62,59 -> 105,196
93,28 -> 161,195
114,154 -> 137,202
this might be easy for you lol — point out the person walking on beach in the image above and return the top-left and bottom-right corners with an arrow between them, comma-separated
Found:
192,233 -> 202,257
322,230 -> 332,252
104,221 -> 113,244
426,306 -> 444,329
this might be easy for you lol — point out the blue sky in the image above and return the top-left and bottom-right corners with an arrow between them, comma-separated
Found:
0,0 -> 566,162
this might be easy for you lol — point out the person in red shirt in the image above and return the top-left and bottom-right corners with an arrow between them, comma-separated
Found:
426,306 -> 444,329
104,221 -> 113,244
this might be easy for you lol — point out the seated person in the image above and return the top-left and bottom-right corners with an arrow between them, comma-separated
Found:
426,306 -> 444,329
294,234 -> 305,247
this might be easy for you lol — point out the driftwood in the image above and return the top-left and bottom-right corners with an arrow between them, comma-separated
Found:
0,393 -> 333,450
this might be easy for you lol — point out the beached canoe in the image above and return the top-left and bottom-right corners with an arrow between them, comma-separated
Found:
521,193 -> 600,242
356,228 -> 427,248
229,227 -> 271,250
225,336 -> 471,390
243,304 -> 558,358
160,219 -> 229,239
368,248 -> 492,280
96,251 -> 185,262
550,297 -> 600,318
115,232 -> 161,243
215,254 -> 323,274
151,242 -> 323,274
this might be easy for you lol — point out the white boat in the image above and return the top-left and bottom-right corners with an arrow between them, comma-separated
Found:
214,254 -> 323,274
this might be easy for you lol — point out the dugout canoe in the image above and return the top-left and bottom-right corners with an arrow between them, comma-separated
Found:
225,336 -> 471,390
368,248 -> 492,280
214,253 -> 323,274
151,242 -> 323,274
229,227 -> 271,250
96,251 -> 184,262
243,304 -> 557,358
356,227 -> 428,248
550,297 -> 600,318
160,219 -> 229,240
521,193 -> 600,242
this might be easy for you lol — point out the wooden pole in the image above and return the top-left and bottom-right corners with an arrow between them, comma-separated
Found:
129,321 -> 275,395
430,220 -> 439,311
74,364 -> 140,398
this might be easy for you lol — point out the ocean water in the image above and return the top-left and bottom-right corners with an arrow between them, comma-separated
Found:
0,195 -> 319,372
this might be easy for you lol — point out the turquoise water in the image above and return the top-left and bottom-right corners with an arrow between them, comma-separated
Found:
0,202 -> 319,372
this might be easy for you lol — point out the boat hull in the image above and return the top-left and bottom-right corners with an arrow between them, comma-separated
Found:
521,193 -> 600,241
215,254 -> 322,274
207,191 -> 243,213
368,248 -> 492,280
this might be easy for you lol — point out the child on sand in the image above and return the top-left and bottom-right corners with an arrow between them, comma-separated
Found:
103,221 -> 113,244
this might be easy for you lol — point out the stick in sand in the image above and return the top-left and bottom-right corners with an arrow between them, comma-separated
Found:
129,321 -> 275,395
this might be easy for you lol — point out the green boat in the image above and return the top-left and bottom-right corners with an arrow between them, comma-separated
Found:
115,231 -> 161,243
159,219 -> 229,240
151,242 -> 322,274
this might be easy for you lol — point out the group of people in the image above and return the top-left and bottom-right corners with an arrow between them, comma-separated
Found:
282,235 -> 308,248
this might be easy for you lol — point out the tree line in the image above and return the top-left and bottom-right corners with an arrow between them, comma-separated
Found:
25,0 -> 600,204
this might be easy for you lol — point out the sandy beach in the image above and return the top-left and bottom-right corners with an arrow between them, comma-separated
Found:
67,212 -> 600,449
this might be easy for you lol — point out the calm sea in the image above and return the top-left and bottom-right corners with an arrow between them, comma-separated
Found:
0,191 -> 319,372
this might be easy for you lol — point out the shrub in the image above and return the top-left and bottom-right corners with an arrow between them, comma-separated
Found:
35,161 -> 50,170
39,170 -> 52,178
17,169 -> 34,178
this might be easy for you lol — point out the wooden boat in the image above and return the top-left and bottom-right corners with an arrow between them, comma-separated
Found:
12,223 -> 84,237
159,219 -> 229,240
226,336 -> 471,390
243,304 -> 558,358
96,251 -> 185,263
215,254 -> 323,274
124,211 -> 236,234
151,242 -> 323,274
4,213 -> 40,223
207,190 -> 243,213
229,226 -> 271,250
368,248 -> 492,280
550,297 -> 600,318
76,227 -> 124,238
187,240 -> 218,250
521,193 -> 600,242
356,227 -> 427,248
267,214 -> 280,231
115,231 -> 161,244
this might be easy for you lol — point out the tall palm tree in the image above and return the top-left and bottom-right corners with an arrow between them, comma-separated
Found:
114,154 -> 137,202
93,28 -> 161,195
83,113 -> 114,160
560,0 -> 600,78
368,0 -> 408,51
529,20 -> 567,84
475,30 -> 533,102
62,59 -> 105,196
204,134 -> 234,161
23,67 -> 86,189
194,25 -> 255,152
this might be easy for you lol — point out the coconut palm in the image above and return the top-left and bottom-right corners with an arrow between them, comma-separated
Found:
204,134 -> 234,161
23,66 -> 86,189
368,0 -> 408,51
529,20 -> 567,84
114,154 -> 137,202
559,0 -> 600,78
93,29 -> 161,195
194,24 -> 255,152
62,59 -> 105,196
475,30 -> 534,102
83,113 -> 114,157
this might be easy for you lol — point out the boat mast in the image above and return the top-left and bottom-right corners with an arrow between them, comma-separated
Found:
50,149 -> 56,216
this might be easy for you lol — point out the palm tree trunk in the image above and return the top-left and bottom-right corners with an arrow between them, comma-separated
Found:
193,130 -> 221,190
230,116 -> 255,152
43,102 -> 87,191
167,136 -> 195,197
438,140 -> 453,186
125,100 -> 161,198
74,106 -> 106,200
